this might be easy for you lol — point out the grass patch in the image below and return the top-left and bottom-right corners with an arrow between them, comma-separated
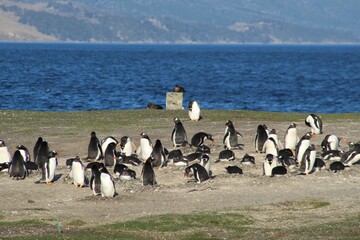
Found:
274,199 -> 330,211
66,219 -> 87,227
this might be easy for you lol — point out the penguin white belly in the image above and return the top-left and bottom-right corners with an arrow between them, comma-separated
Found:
140,139 -> 152,160
224,135 -> 231,149
306,151 -> 317,174
263,162 -> 273,176
72,163 -> 85,187
0,147 -> 11,164
45,157 -> 57,182
100,173 -> 115,197
123,141 -> 134,156
328,135 -> 339,150
263,140 -> 278,157
189,102 -> 201,121
269,134 -> 283,150
297,141 -> 310,165
285,129 -> 298,150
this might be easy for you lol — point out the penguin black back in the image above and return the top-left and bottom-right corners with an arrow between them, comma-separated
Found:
33,137 -> 43,162
142,157 -> 157,186
171,118 -> 189,147
9,150 -> 27,180
255,124 -> 268,153
191,132 -> 214,147
104,142 -> 117,167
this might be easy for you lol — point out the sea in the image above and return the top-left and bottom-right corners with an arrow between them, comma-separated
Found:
0,43 -> 359,113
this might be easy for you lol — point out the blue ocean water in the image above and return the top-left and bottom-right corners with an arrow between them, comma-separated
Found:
0,43 -> 359,113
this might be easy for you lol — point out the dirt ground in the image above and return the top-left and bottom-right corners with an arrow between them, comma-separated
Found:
1,113 -> 360,236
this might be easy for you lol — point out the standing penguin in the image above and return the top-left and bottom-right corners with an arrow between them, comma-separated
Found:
8,150 -> 28,180
87,132 -> 102,161
104,142 -> 117,167
101,136 -> 118,159
199,154 -> 212,177
268,129 -> 284,150
120,136 -> 136,156
299,144 -> 317,175
223,120 -> 244,150
0,140 -> 11,165
188,101 -> 202,121
262,137 -> 279,157
138,132 -> 153,161
321,134 -> 341,152
284,123 -> 299,151
191,132 -> 214,147
305,114 -> 323,136
33,137 -> 43,162
89,164 -> 102,196
36,141 -> 50,182
17,145 -> 31,162
71,156 -> 86,188
295,133 -> 312,166
44,151 -> 58,185
100,167 -> 116,197
151,139 -> 167,168
171,118 -> 189,147
255,124 -> 268,153
142,157 -> 157,186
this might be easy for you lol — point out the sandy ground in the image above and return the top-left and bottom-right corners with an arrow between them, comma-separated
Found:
0,113 -> 360,236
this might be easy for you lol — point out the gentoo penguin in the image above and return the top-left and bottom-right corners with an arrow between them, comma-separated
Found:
217,149 -> 235,162
9,150 -> 28,180
322,150 -> 343,161
114,163 -> 136,181
116,154 -> 143,167
167,149 -> 184,165
142,157 -> 157,186
87,131 -> 102,161
295,132 -> 312,166
44,151 -> 58,185
188,101 -> 202,121
100,167 -> 116,197
268,129 -> 284,150
199,154 -> 211,177
36,141 -> 50,182
0,163 -> 9,172
33,137 -> 43,162
278,149 -> 296,170
223,120 -> 244,150
151,139 -> 167,168
184,163 -> 209,183
191,132 -> 214,147
71,156 -> 86,188
284,123 -> 299,151
17,145 -> 31,162
329,161 -> 348,173
305,113 -> 323,135
299,144 -> 316,175
255,124 -> 268,153
120,136 -> 136,156
104,142 -> 117,167
183,152 -> 203,163
342,150 -> 360,166
225,166 -> 243,174
147,102 -> 163,110
85,161 -> 105,171
262,137 -> 279,157
173,84 -> 185,93
171,118 -> 189,147
321,134 -> 341,152
89,164 -> 102,196
240,153 -> 255,165
0,140 -> 11,166
101,136 -> 118,159
263,154 -> 278,176
138,132 -> 153,161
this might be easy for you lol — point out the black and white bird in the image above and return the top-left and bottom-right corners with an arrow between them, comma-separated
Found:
223,120 -> 244,150
255,124 -> 268,153
188,100 -> 202,121
171,118 -> 190,147
191,132 -> 214,147
305,114 -> 323,136
284,123 -> 299,152
138,132 -> 153,161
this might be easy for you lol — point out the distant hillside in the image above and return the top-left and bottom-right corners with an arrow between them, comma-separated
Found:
0,0 -> 359,43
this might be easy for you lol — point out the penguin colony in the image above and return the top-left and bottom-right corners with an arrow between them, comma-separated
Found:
1,108 -> 359,198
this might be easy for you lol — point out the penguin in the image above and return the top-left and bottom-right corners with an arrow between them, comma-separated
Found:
255,124 -> 268,153
284,123 -> 299,151
305,113 -> 323,136
36,141 -> 50,182
168,149 -> 184,165
271,166 -> 287,176
278,149 -> 296,169
171,118 -> 189,147
33,137 -> 43,162
151,139 -> 167,168
17,145 -> 31,162
240,153 -> 256,165
217,149 -> 235,162
85,161 -> 105,171
44,151 -> 58,185
314,158 -> 326,171
321,134 -> 341,152
196,145 -> 211,154
342,150 -> 360,166
268,129 -> 284,150
191,132 -> 214,147
173,84 -> 185,93
223,120 -> 244,150
263,154 -> 278,176
104,142 -> 117,167
188,100 -> 202,121
116,154 -> 143,167
183,152 -> 203,163
142,157 -> 157,186
100,167 -> 116,197
225,166 -> 243,175
184,163 -> 209,183
147,102 -> 163,110
199,154 -> 211,177
120,136 -> 136,156
322,150 -> 343,161
295,132 -> 312,166
101,136 -> 118,159
89,164 -> 102,196
0,162 -> 9,172
0,140 -> 11,166
329,161 -> 348,173
114,163 -> 136,181
262,137 -> 279,157
138,132 -> 153,161
8,150 -> 28,180
87,131 -> 102,161
71,156 -> 86,188
299,144 -> 316,175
